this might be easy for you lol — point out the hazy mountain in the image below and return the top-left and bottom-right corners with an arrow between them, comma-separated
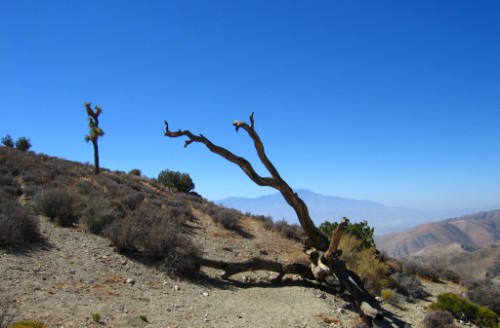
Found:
215,189 -> 490,235
376,209 -> 500,257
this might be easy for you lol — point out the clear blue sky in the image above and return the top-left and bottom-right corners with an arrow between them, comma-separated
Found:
1,1 -> 499,211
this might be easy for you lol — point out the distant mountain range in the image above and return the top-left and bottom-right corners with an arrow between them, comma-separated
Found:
376,209 -> 500,257
215,189 -> 498,235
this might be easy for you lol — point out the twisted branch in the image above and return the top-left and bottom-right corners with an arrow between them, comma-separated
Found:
164,114 -> 329,251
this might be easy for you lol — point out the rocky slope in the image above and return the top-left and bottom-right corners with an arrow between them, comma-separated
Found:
1,212 -> 475,328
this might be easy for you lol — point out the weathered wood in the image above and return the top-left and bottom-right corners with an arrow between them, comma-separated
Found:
164,114 -> 383,324
164,115 -> 329,251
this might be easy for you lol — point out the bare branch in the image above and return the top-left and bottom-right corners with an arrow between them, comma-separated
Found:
164,118 -> 329,250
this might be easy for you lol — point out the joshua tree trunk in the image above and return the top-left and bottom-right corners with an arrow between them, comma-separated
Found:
93,140 -> 100,175
164,113 -> 383,325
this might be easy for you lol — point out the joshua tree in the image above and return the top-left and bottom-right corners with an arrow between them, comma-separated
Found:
164,113 -> 383,325
84,102 -> 104,174
1,135 -> 14,148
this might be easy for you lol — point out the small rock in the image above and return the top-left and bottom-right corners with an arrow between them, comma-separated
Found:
174,285 -> 180,291
126,278 -> 135,285
202,292 -> 209,297
316,293 -> 326,299
69,268 -> 76,274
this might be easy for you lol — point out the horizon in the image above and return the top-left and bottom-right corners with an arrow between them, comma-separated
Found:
1,1 -> 499,211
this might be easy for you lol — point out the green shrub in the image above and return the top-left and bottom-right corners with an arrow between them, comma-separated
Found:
31,188 -> 79,226
91,313 -> 100,322
9,321 -> 47,328
128,168 -> 142,176
434,293 -> 499,327
157,169 -> 195,193
14,137 -> 32,152
319,219 -> 375,249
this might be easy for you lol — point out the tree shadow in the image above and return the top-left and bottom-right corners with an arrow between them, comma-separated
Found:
1,239 -> 54,256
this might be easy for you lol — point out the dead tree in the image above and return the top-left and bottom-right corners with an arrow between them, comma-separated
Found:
164,113 -> 383,324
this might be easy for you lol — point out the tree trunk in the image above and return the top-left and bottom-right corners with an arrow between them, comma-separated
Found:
93,140 -> 100,175
164,113 -> 383,324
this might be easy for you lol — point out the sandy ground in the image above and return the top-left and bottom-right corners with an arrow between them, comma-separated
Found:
0,216 -> 473,328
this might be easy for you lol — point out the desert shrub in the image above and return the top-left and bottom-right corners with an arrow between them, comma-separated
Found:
252,214 -> 274,230
1,135 -> 14,148
0,196 -> 40,246
467,283 -> 500,315
423,310 -> 455,328
381,288 -> 405,308
31,188 -> 79,226
103,206 -> 200,276
79,196 -> 122,234
401,260 -> 441,282
339,234 -> 389,294
319,219 -> 375,249
128,168 -> 142,176
9,321 -> 47,328
103,214 -> 141,253
0,299 -> 14,328
157,169 -> 195,193
141,218 -> 200,275
203,203 -> 244,231
121,192 -> 144,210
272,219 -> 304,241
389,272 -> 427,299
0,175 -> 22,197
91,313 -> 101,322
14,137 -> 32,152
433,293 -> 499,327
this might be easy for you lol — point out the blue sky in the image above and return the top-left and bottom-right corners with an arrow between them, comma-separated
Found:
1,1 -> 499,211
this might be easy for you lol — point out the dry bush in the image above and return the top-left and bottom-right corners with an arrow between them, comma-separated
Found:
467,283 -> 500,316
339,235 -> 389,294
103,205 -> 201,276
251,214 -> 274,230
272,219 -> 304,241
0,299 -> 14,328
389,272 -> 428,299
103,214 -> 141,253
31,188 -> 80,226
0,194 -> 40,246
79,196 -> 123,234
141,219 -> 200,275
121,191 -> 144,210
401,259 -> 441,282
423,310 -> 456,328
203,202 -> 244,231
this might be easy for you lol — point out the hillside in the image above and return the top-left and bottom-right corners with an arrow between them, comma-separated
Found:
0,147 -> 481,327
408,243 -> 500,283
376,210 -> 500,257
